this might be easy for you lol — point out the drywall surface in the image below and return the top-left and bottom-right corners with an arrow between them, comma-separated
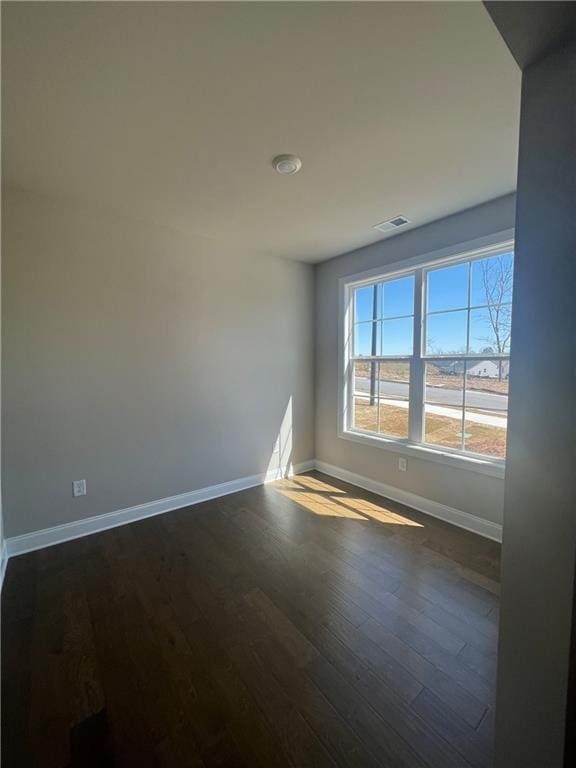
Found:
495,43 -> 576,768
0,181 -> 3,567
315,194 -> 516,526
2,187 -> 314,537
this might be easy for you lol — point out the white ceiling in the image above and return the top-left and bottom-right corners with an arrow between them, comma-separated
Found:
2,1 -> 520,263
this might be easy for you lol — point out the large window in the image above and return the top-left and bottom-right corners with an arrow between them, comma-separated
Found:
342,241 -> 513,468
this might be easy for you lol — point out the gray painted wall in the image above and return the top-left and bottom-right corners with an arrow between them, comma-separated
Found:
0,182 -> 3,564
494,42 -> 576,768
2,186 -> 315,538
314,194 -> 516,526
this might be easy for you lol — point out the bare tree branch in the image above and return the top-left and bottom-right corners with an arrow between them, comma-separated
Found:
478,255 -> 513,379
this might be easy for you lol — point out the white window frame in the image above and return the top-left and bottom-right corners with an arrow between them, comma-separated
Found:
338,230 -> 514,479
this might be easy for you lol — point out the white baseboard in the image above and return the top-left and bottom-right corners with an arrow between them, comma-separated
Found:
5,460 -> 315,559
314,460 -> 503,543
3,456 -> 501,563
0,540 -> 8,592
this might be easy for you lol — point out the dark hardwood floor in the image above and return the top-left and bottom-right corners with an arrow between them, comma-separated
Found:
1,471 -> 501,767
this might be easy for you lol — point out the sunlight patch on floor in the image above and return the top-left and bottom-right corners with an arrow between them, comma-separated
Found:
278,490 -> 368,519
273,477 -> 424,527
334,497 -> 423,527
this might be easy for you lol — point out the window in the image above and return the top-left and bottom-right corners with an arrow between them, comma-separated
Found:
342,240 -> 513,470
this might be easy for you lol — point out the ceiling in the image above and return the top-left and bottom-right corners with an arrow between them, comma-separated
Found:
2,1 -> 520,263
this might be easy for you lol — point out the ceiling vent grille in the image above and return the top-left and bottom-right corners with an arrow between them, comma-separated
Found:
373,215 -> 411,233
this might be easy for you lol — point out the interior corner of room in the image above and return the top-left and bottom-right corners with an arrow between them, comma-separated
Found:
1,2 -> 575,768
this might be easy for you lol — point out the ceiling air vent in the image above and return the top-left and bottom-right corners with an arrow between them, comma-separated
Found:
373,215 -> 411,234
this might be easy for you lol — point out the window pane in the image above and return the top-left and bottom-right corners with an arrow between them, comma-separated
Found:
464,359 -> 508,458
468,307 -> 495,354
471,252 -> 514,308
354,284 -> 381,323
383,276 -> 414,318
427,262 -> 469,312
426,310 -> 467,355
352,361 -> 409,438
424,363 -> 464,449
381,317 -> 413,356
352,360 -> 378,432
464,410 -> 507,458
348,250 -> 514,462
425,361 -> 464,404
468,306 -> 512,355
466,360 -> 509,412
378,362 -> 409,438
354,322 -> 379,357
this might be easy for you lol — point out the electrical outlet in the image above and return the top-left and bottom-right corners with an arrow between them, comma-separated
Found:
398,457 -> 407,472
72,479 -> 87,497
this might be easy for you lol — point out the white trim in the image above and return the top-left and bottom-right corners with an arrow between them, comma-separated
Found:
340,229 -> 515,288
314,459 -> 503,542
0,540 -> 8,592
5,461 -> 315,558
2,456 -> 501,563
339,429 -> 505,479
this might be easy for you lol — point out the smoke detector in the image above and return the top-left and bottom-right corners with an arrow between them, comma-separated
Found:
272,154 -> 302,175
373,215 -> 411,233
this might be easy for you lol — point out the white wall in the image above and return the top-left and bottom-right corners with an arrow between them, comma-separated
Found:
315,194 -> 516,527
2,186 -> 315,538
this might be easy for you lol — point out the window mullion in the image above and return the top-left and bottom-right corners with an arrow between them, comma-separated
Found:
343,241 -> 513,463
409,269 -> 424,443
345,284 -> 354,434
376,362 -> 381,433
461,265 -> 472,451
347,357 -> 354,433
461,361 -> 467,452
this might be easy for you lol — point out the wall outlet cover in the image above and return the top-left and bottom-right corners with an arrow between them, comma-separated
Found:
73,479 -> 87,497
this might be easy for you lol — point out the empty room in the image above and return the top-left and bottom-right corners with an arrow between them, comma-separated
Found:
1,2 -> 575,767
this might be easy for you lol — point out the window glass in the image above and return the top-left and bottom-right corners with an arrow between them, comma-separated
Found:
468,306 -> 512,355
426,311 -> 468,355
347,246 -> 514,462
352,361 -> 410,438
463,410 -> 507,458
352,360 -> 379,432
424,363 -> 464,450
470,253 -> 513,308
378,362 -> 410,438
465,361 -> 509,409
381,318 -> 413,356
354,284 -> 381,323
382,276 -> 414,318
354,322 -> 379,357
463,360 -> 508,458
427,262 -> 469,312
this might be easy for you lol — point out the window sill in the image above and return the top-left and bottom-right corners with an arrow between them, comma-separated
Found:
339,428 -> 506,479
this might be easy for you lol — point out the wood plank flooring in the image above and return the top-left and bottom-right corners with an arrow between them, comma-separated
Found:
1,471 -> 501,767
